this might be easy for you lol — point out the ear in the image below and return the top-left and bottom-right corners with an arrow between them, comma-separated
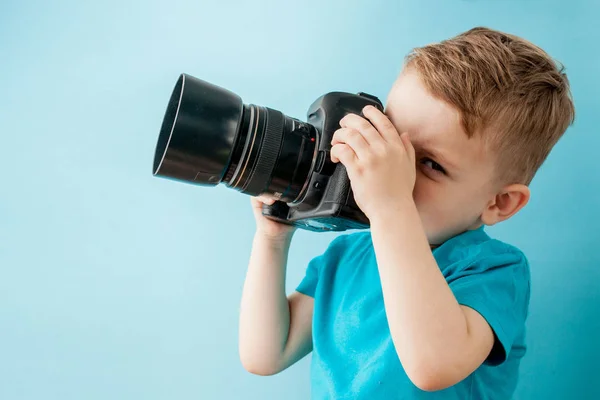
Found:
481,184 -> 530,226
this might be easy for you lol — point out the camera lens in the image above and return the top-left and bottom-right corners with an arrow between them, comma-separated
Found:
153,74 -> 318,203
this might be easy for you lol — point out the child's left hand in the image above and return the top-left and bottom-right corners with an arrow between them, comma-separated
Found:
330,105 -> 417,219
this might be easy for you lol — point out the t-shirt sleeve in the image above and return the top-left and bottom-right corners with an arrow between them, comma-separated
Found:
295,234 -> 347,297
449,250 -> 531,366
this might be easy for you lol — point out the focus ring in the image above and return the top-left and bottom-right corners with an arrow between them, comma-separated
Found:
243,107 -> 284,195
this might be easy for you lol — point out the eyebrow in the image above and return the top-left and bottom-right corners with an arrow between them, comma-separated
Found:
420,144 -> 460,173
386,114 -> 462,173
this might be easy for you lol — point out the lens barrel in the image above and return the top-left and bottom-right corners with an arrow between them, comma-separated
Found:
153,74 -> 318,203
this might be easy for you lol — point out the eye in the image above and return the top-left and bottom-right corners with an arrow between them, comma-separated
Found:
421,157 -> 446,175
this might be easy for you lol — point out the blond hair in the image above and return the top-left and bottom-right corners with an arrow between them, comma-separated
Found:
405,27 -> 575,185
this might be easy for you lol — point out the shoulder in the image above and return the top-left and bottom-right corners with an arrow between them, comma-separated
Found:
319,230 -> 373,262
436,227 -> 530,280
328,230 -> 371,249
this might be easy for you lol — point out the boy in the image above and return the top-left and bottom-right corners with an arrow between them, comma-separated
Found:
238,27 -> 575,399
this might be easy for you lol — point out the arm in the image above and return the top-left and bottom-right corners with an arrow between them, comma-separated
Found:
370,202 -> 495,391
238,232 -> 314,376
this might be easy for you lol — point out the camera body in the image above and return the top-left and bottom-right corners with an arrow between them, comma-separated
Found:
262,92 -> 384,232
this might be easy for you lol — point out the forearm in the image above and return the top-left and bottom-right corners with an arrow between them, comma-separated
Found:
369,202 -> 471,380
238,232 -> 294,372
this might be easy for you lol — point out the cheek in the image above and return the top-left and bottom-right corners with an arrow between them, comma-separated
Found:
412,177 -> 473,234
412,174 -> 445,211
412,176 -> 450,222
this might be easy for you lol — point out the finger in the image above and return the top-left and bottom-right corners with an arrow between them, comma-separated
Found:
256,195 -> 275,205
400,132 -> 415,164
339,113 -> 384,147
330,143 -> 358,169
331,128 -> 369,160
362,105 -> 401,144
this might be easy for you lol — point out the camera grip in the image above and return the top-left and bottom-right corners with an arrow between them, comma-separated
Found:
323,164 -> 353,205
261,201 -> 295,225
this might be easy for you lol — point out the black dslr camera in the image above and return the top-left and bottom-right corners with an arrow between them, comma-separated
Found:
153,73 -> 383,232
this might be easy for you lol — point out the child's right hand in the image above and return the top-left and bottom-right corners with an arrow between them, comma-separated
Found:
251,195 -> 297,241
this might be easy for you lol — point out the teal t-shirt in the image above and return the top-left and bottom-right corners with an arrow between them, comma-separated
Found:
296,226 -> 530,400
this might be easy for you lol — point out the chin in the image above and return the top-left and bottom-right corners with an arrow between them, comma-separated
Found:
426,227 -> 460,248
423,229 -> 443,248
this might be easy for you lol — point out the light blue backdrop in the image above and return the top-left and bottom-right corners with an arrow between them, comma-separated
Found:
1,0 -> 598,399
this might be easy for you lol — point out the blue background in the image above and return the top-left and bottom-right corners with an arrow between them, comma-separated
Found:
1,0 -> 598,398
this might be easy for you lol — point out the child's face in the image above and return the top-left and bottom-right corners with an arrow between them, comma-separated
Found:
384,69 -> 499,245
